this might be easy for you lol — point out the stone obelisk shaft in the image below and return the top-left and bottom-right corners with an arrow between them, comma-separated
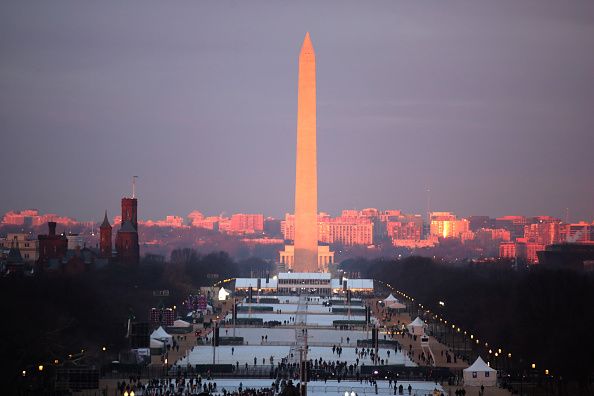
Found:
294,32 -> 318,272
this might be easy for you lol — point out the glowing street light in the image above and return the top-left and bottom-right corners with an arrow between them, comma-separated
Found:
531,363 -> 536,369
38,365 -> 44,372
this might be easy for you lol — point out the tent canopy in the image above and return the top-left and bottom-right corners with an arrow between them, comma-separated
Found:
173,319 -> 191,327
383,293 -> 397,302
150,338 -> 164,348
463,356 -> 497,387
218,287 -> 231,301
464,356 -> 496,373
150,326 -> 172,341
406,317 -> 427,335
409,317 -> 426,327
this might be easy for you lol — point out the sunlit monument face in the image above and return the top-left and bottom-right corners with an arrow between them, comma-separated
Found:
293,32 -> 319,272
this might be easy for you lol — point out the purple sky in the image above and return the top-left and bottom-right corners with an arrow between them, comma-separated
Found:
1,1 -> 593,222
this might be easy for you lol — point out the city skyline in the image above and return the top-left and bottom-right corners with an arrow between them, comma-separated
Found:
1,1 -> 593,221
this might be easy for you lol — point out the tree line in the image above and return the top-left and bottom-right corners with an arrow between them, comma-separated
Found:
341,256 -> 594,392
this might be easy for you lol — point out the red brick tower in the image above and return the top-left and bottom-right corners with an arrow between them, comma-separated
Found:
115,220 -> 139,264
37,222 -> 68,267
116,194 -> 140,265
99,210 -> 112,258
121,198 -> 138,231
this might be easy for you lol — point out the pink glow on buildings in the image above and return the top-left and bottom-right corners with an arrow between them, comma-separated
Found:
2,210 -> 77,226
230,214 -> 264,234
142,216 -> 186,228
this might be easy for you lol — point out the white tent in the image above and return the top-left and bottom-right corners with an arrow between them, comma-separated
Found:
383,294 -> 406,310
173,319 -> 191,328
150,326 -> 173,346
384,293 -> 397,302
218,287 -> 231,301
406,317 -> 427,336
150,338 -> 164,348
463,356 -> 497,387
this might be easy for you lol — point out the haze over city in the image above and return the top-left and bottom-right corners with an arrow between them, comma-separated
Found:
3,2 -> 594,395
1,1 -> 593,222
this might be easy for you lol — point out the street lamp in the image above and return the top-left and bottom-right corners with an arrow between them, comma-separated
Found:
38,365 -> 43,372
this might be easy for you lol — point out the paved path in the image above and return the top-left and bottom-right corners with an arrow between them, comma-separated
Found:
370,300 -> 468,370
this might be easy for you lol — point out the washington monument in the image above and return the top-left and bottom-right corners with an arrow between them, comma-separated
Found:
293,32 -> 319,272
279,33 -> 333,272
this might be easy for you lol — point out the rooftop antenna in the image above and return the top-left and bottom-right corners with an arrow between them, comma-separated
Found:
132,176 -> 139,199
565,207 -> 569,224
426,186 -> 431,223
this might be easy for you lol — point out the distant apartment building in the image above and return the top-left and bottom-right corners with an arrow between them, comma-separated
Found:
2,209 -> 77,227
526,242 -> 545,264
495,216 -> 528,240
143,215 -> 185,228
230,214 -> 264,234
218,217 -> 232,233
392,237 -> 438,248
460,230 -> 476,243
386,213 -> 423,241
562,222 -> 593,243
468,216 -> 495,232
499,241 -> 524,261
320,220 -> 373,246
499,238 -> 543,264
282,212 -> 373,246
429,212 -> 470,239
0,233 -> 39,262
475,228 -> 511,242
187,211 -> 205,226
188,211 -> 219,231
524,221 -> 561,246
